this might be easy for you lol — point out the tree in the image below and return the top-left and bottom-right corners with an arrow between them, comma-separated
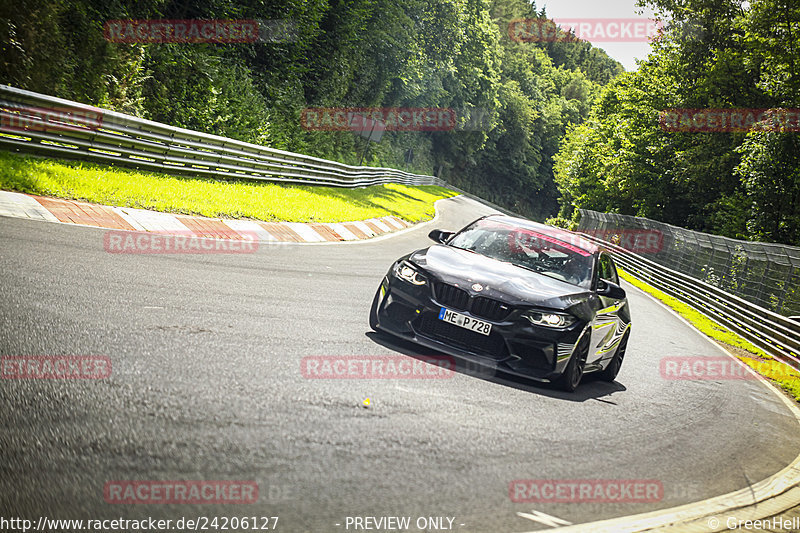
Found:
554,0 -> 800,244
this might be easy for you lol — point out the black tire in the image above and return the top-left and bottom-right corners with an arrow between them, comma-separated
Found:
369,286 -> 382,331
557,334 -> 589,392
598,330 -> 629,382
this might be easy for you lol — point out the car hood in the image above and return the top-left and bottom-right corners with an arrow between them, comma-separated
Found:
408,244 -> 592,310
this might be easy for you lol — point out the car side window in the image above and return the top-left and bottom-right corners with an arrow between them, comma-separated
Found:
607,255 -> 619,284
599,253 -> 619,284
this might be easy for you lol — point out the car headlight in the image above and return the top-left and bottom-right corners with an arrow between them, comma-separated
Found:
523,311 -> 576,328
393,261 -> 427,285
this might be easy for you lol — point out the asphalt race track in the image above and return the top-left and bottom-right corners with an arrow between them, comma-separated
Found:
2,196 -> 799,532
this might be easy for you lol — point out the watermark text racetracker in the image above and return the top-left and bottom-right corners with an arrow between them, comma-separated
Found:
104,230 -> 259,254
300,107 -> 493,132
660,356 -> 796,381
514,228 -> 663,254
509,18 -> 662,43
1,356 -> 111,379
0,103 -> 103,133
510,479 -> 663,503
660,108 -> 800,132
104,19 -> 295,43
104,480 -> 257,504
301,355 -> 455,379
571,229 -> 662,254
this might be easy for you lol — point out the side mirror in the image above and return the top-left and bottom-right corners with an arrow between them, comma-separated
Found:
597,279 -> 626,300
428,229 -> 454,244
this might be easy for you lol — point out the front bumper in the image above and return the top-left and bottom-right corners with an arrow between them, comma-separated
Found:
372,275 -> 587,382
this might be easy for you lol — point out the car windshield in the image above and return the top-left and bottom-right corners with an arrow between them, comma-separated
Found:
448,219 -> 594,288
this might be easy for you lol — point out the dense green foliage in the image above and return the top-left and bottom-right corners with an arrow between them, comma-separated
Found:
0,0 -> 622,220
554,0 -> 800,245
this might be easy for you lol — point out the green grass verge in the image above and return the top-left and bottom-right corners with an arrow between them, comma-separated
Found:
0,150 -> 457,223
619,269 -> 800,403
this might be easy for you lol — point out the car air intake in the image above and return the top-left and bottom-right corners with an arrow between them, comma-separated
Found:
433,282 -> 512,321
433,282 -> 470,310
470,297 -> 511,321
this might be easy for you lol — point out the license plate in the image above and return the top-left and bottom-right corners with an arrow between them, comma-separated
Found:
438,307 -> 492,336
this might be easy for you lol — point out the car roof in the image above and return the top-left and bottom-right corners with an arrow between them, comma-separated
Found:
480,214 -> 600,255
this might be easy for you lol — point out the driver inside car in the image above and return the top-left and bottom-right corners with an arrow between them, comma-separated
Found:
561,255 -> 589,286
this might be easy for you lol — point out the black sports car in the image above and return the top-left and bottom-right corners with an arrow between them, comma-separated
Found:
369,214 -> 631,391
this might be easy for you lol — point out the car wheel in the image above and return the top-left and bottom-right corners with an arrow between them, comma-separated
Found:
557,334 -> 589,392
369,286 -> 382,331
598,330 -> 629,382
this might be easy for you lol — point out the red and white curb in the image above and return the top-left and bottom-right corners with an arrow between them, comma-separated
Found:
0,190 -> 415,243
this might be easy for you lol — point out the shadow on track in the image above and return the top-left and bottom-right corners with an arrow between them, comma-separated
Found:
365,330 -> 626,403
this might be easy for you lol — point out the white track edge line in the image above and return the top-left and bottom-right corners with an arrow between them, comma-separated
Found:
524,279 -> 800,533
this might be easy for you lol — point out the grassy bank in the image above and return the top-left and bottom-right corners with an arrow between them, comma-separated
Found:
619,269 -> 800,403
0,151 -> 457,223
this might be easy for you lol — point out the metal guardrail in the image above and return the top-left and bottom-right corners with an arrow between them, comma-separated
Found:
0,84 -> 445,189
579,209 -> 800,316
575,231 -> 800,371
